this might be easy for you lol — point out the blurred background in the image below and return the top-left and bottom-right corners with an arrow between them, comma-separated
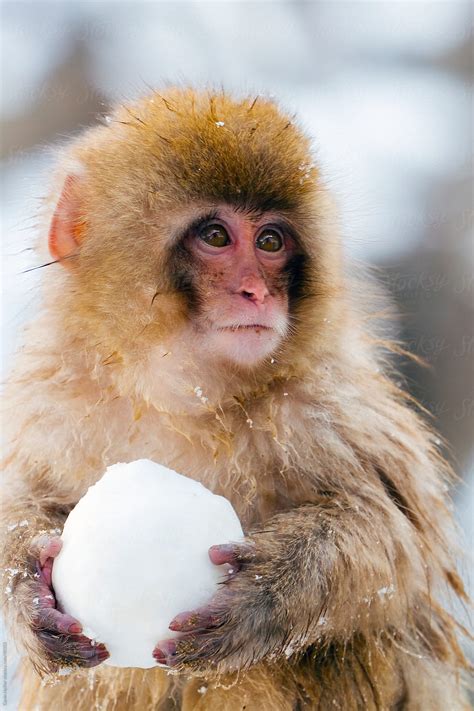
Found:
1,1 -> 472,707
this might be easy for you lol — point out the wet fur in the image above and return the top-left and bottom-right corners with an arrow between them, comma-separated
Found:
1,87 -> 470,709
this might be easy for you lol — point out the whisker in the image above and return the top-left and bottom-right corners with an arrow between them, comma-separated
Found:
22,254 -> 77,273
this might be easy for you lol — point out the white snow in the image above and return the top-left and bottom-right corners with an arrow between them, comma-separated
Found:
193,386 -> 209,405
52,460 -> 244,668
6,520 -> 29,532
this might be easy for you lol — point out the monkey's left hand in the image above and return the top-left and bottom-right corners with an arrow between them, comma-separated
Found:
152,540 -> 292,674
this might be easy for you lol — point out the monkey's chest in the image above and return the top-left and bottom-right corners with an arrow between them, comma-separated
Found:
127,413 -> 293,526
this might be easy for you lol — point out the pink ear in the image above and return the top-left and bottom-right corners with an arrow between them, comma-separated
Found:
48,175 -> 85,268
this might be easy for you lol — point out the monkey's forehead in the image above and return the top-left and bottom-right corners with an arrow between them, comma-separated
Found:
74,88 -> 319,215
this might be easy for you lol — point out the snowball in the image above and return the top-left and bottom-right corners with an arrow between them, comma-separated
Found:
52,460 -> 244,668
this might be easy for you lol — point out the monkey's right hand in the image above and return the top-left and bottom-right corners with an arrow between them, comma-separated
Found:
19,533 -> 110,671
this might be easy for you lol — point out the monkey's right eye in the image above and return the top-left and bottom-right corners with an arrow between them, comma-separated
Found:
199,224 -> 231,248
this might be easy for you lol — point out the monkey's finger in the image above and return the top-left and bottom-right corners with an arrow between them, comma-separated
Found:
38,631 -> 96,656
29,534 -> 63,566
34,557 -> 66,616
152,639 -> 178,666
48,644 -> 110,668
68,639 -> 110,663
35,566 -> 56,602
80,650 -> 111,668
38,631 -> 110,666
35,557 -> 54,588
154,634 -> 218,669
42,555 -> 55,584
169,606 -> 224,632
208,542 -> 254,568
34,587 -> 57,616
57,648 -> 111,669
35,607 -> 83,635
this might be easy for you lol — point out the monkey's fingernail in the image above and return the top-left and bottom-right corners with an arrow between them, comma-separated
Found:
169,611 -> 193,631
153,649 -> 166,664
68,623 -> 82,634
153,641 -> 177,665
208,544 -> 236,565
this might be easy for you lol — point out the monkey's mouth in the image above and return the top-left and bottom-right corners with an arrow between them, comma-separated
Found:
217,325 -> 273,332
203,322 -> 285,366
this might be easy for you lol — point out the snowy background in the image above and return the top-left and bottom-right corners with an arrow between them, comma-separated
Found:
1,1 -> 472,707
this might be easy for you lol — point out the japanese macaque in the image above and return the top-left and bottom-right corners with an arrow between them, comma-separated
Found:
1,88 -> 470,711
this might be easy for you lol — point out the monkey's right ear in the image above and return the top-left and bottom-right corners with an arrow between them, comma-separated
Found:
48,174 -> 86,269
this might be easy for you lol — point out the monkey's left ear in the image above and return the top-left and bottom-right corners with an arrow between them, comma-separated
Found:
48,174 -> 86,269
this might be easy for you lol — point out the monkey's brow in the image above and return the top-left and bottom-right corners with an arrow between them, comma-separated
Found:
181,211 -> 220,236
259,214 -> 302,245
232,206 -> 298,233
175,209 -> 299,243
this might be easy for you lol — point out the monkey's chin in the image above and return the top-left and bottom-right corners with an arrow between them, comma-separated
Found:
206,326 -> 282,368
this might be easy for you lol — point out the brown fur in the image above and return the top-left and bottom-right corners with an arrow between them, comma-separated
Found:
1,87 -> 470,709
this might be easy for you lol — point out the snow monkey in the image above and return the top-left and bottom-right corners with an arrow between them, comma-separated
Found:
1,88 -> 470,710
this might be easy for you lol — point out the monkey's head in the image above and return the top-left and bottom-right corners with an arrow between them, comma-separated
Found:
48,89 -> 342,383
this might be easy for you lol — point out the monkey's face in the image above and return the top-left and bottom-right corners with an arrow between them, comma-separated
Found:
173,205 -> 294,367
49,90 -> 340,381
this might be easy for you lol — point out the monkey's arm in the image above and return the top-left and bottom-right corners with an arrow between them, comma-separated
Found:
1,481 -> 110,674
153,485 -> 432,674
154,486 -> 452,672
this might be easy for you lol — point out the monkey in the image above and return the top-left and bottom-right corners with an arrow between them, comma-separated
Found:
1,87 -> 470,711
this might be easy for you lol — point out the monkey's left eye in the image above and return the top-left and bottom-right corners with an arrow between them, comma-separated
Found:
256,229 -> 283,253
199,224 -> 231,248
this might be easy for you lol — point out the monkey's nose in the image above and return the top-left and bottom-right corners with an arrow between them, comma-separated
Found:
238,278 -> 269,305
